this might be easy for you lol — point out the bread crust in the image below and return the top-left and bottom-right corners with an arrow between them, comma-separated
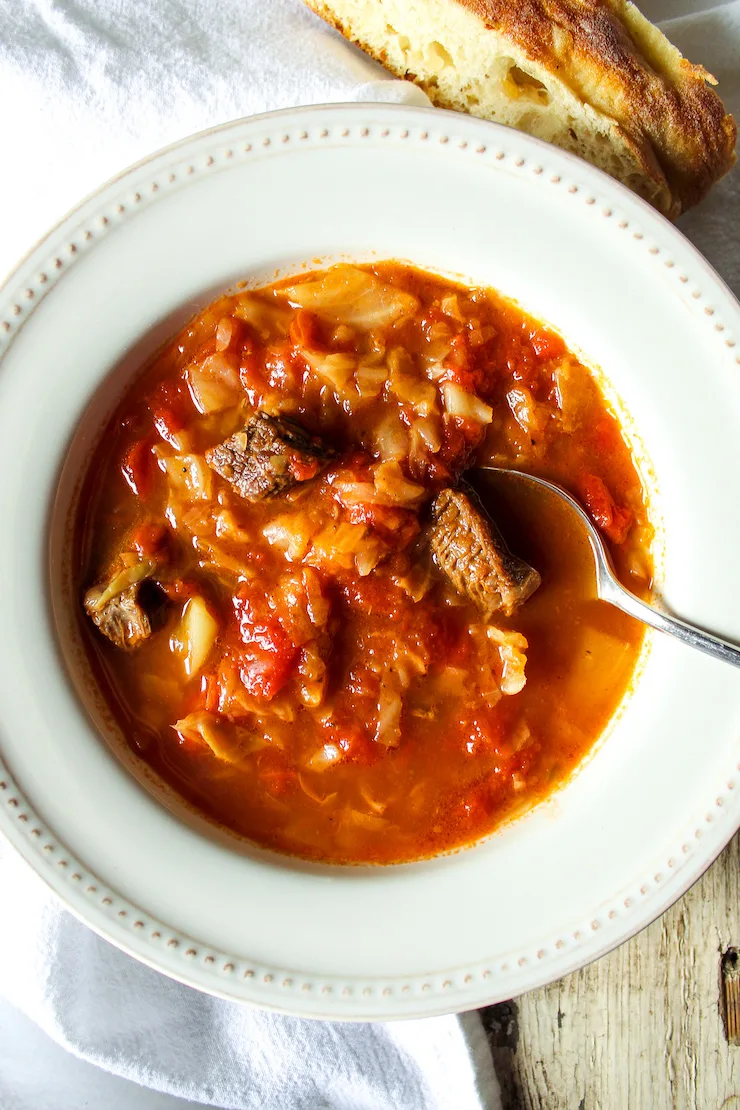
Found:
305,0 -> 736,217
458,0 -> 736,214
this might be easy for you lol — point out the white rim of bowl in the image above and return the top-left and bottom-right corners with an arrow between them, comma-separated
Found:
0,103 -> 739,1019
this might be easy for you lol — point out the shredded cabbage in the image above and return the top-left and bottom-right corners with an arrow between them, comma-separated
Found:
233,294 -> 292,339
441,383 -> 493,424
371,411 -> 408,461
354,362 -> 387,400
308,742 -> 343,771
172,711 -> 268,763
187,354 -> 241,415
342,808 -> 388,831
301,350 -> 355,392
374,672 -> 403,748
160,453 -> 213,501
507,387 -> 548,437
373,460 -> 425,506
280,265 -> 419,330
84,559 -> 156,612
262,514 -> 316,560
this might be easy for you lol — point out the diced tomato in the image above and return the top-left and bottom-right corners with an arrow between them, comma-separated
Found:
130,522 -> 169,559
530,327 -> 565,361
257,751 -> 298,798
320,716 -> 378,767
420,608 -> 469,667
288,453 -> 320,482
421,456 -> 453,485
233,586 -> 298,700
151,405 -> 183,448
589,415 -> 622,458
504,337 -> 538,388
289,309 -> 321,350
581,473 -> 633,545
442,334 -> 481,392
201,672 -> 220,714
455,782 -> 495,825
340,575 -> 407,619
438,419 -> 485,475
337,726 -> 376,766
148,376 -> 192,442
239,354 -> 267,407
121,438 -> 155,498
343,500 -> 420,548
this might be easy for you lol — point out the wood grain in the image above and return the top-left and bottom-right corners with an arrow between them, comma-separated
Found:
482,832 -> 740,1109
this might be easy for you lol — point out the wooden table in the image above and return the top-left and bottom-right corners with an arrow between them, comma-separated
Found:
481,834 -> 740,1108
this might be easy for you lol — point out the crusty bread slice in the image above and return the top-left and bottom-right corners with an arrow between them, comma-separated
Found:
304,0 -> 736,218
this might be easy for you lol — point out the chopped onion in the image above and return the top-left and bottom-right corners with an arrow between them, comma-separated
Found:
441,382 -> 493,424
487,626 -> 528,694
332,479 -> 380,507
506,387 -> 547,437
170,596 -> 218,677
280,265 -> 419,330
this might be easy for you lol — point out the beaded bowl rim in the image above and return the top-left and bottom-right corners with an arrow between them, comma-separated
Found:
1,102 -> 739,1019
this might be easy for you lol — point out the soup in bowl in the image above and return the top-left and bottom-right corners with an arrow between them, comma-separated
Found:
76,261 -> 653,864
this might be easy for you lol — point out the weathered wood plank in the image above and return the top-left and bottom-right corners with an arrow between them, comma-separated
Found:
483,832 -> 740,1109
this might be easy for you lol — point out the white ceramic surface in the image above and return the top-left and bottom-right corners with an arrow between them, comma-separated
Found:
1,104 -> 739,1020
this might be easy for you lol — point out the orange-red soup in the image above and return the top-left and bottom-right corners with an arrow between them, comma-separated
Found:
76,263 -> 652,863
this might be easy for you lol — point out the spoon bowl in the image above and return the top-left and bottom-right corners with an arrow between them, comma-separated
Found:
477,467 -> 740,670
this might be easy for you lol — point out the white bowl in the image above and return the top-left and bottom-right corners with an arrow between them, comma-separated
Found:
1,103 -> 739,1020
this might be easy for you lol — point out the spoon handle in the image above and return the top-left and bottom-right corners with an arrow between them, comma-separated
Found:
602,579 -> 740,669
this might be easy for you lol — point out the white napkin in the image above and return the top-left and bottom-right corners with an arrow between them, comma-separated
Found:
0,1 -> 737,1107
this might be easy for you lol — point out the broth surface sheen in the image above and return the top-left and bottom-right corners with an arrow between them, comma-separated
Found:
76,263 -> 652,864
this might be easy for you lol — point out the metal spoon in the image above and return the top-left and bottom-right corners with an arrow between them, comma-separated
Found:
478,467 -> 740,669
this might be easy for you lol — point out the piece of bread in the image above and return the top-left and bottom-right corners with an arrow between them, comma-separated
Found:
304,0 -> 737,218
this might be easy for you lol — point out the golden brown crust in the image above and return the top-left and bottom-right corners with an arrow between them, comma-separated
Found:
305,0 -> 736,217
456,0 -> 736,214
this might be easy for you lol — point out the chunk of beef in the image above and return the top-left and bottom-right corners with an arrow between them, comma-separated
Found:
84,583 -> 152,650
205,412 -> 333,502
429,487 -> 541,618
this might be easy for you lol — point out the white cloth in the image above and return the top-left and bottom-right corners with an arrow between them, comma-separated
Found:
0,0 -> 737,1107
